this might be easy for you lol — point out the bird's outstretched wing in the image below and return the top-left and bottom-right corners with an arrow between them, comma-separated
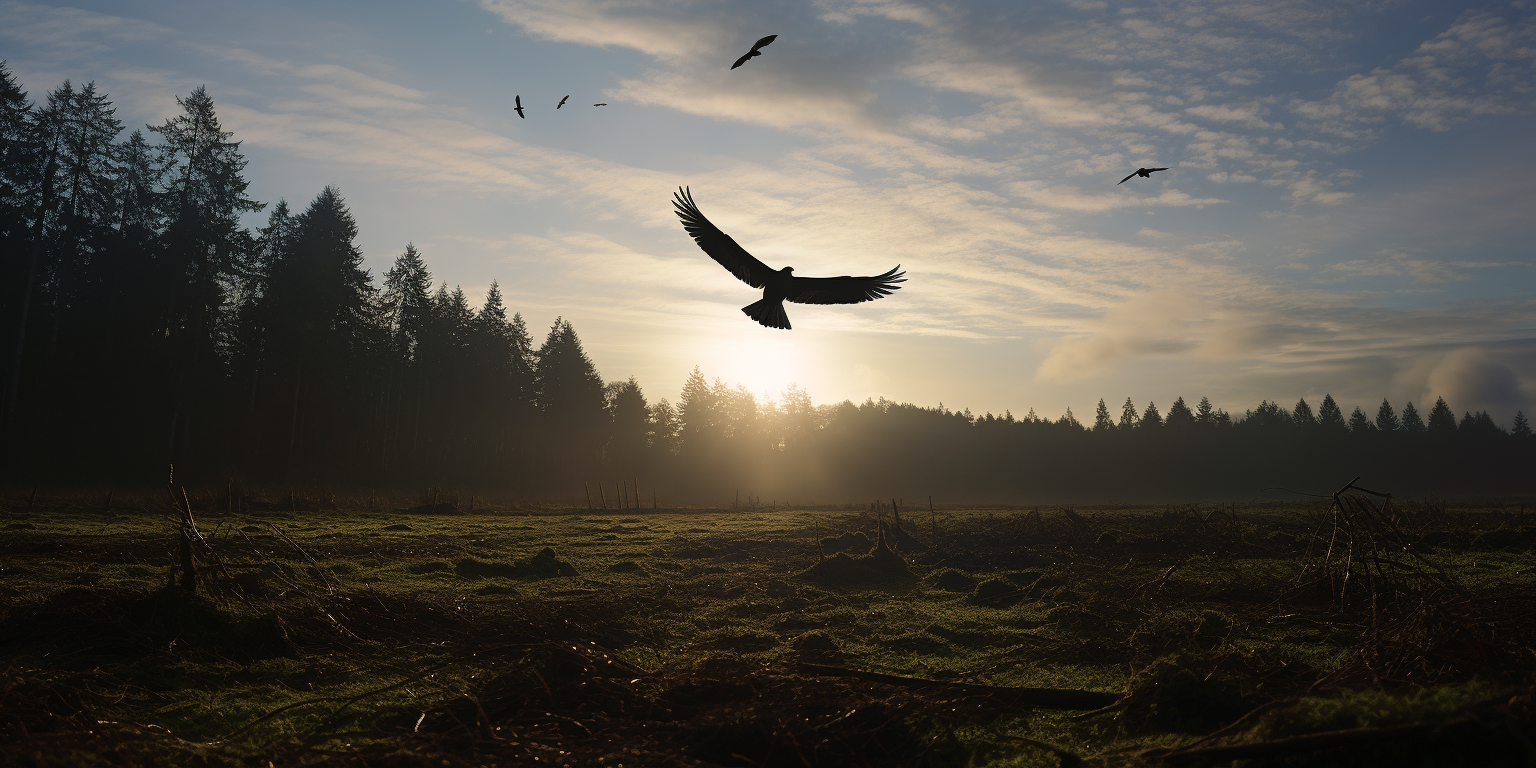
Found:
593,103 -> 607,106
674,187 -> 777,289
731,34 -> 778,68
1148,167 -> 1168,173
787,265 -> 906,305
1117,171 -> 1137,184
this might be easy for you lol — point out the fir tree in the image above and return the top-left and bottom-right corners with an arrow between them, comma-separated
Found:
1093,398 -> 1114,432
1400,401 -> 1425,432
779,384 -> 816,449
1118,397 -> 1138,430
1245,400 -> 1290,431
1292,398 -> 1316,428
1374,398 -> 1400,433
1318,394 -> 1346,434
1459,411 -> 1502,438
381,243 -> 432,354
468,281 -> 535,459
1140,401 -> 1163,429
1195,396 -> 1215,427
607,377 -> 649,464
1427,397 -> 1456,434
1165,396 -> 1194,430
648,398 -> 682,454
152,85 -> 263,336
678,365 -> 717,446
114,130 -> 164,239
0,60 -> 32,234
259,186 -> 375,465
1512,411 -> 1531,439
1348,406 -> 1374,434
535,317 -> 606,461
1057,407 -> 1080,429
151,86 -> 262,463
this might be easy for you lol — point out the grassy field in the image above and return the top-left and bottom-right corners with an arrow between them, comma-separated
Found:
3,487 -> 1535,766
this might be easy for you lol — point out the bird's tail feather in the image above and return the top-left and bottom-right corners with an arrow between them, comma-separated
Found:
742,298 -> 791,330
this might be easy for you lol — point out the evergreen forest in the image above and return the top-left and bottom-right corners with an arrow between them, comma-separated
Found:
2,66 -> 1532,502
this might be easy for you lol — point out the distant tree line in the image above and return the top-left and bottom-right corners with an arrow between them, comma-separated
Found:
2,67 -> 1531,501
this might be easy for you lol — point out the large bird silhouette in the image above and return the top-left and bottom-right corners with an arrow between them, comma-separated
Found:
1118,167 -> 1167,184
673,187 -> 905,330
514,95 -> 525,119
731,34 -> 778,69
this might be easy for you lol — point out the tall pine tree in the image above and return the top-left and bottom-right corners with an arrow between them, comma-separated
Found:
1374,398 -> 1400,433
1118,397 -> 1138,430
1093,398 -> 1114,432
1427,397 -> 1456,435
1318,394 -> 1346,434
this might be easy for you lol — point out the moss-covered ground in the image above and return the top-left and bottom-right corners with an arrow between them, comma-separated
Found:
3,489 -> 1535,766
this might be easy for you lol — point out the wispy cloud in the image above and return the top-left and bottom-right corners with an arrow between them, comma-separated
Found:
0,1 -> 167,57
1295,8 -> 1536,135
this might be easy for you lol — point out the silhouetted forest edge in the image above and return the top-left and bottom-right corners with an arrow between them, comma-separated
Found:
2,68 -> 1532,502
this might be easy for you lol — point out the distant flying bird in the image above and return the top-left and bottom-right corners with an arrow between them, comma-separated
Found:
672,187 -> 905,330
731,34 -> 778,69
514,95 -> 525,119
1118,167 -> 1167,184
557,95 -> 569,109
593,103 -> 607,107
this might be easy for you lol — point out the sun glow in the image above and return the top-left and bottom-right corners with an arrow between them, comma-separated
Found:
697,327 -> 815,405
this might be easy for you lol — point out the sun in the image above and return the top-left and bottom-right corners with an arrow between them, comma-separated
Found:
699,327 -> 814,404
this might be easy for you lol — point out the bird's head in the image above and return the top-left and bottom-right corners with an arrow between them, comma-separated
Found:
781,266 -> 794,274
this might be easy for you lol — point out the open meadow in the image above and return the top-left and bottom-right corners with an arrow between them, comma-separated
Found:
3,486 -> 1536,767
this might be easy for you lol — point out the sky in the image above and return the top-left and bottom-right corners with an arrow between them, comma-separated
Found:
3,0 -> 1534,424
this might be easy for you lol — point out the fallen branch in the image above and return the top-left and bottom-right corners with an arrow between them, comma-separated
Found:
796,663 -> 1122,710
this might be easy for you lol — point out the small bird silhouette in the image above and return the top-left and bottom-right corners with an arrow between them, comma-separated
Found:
557,95 -> 569,109
673,187 -> 905,330
1118,167 -> 1168,184
514,95 -> 525,119
731,34 -> 778,69
593,103 -> 607,107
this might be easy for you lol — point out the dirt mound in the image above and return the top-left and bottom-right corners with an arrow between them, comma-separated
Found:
797,546 -> 914,587
930,568 -> 978,592
765,578 -> 795,598
820,531 -> 872,554
791,630 -> 844,662
454,548 -> 578,580
968,577 -> 1030,608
